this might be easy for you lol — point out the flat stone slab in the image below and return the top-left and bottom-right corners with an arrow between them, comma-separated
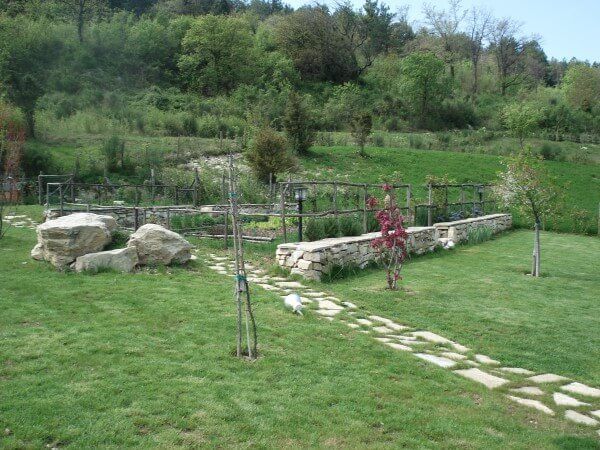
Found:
560,382 -> 600,398
553,393 -> 591,407
441,352 -> 467,361
275,281 -> 306,289
454,368 -> 509,389
565,410 -> 599,426
499,367 -> 535,375
258,284 -> 279,291
411,331 -> 452,344
315,309 -> 340,317
590,410 -> 600,419
385,342 -> 413,352
303,292 -> 329,297
450,343 -> 469,353
474,354 -> 500,365
510,386 -> 545,396
373,326 -> 394,334
528,374 -> 569,384
346,323 -> 360,329
375,337 -> 392,343
506,396 -> 554,415
415,353 -> 457,368
355,318 -> 373,326
341,301 -> 357,309
317,300 -> 344,310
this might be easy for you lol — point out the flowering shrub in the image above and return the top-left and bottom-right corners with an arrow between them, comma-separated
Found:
370,184 -> 408,290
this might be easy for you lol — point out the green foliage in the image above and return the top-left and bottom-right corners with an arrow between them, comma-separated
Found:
350,111 -> 373,157
101,135 -> 125,173
563,64 -> 600,113
466,226 -> 494,245
283,91 -> 315,155
502,103 -> 541,147
178,15 -> 255,96
245,127 -> 296,183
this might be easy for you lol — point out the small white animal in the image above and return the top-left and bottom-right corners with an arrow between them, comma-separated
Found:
284,293 -> 304,315
443,239 -> 455,249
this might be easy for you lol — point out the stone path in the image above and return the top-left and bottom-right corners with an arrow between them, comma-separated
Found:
206,254 -> 600,437
2,214 -> 39,230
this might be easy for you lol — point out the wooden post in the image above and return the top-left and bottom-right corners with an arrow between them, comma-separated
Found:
221,172 -> 226,204
133,207 -> 139,231
479,185 -> 485,215
175,188 -> 179,205
460,185 -> 465,217
135,185 -> 140,207
193,167 -> 200,207
38,172 -> 43,205
472,186 -> 477,217
427,184 -> 433,226
444,185 -> 449,219
151,168 -> 156,203
224,211 -> 229,249
333,181 -> 339,230
406,185 -> 412,225
362,184 -> 368,233
280,184 -> 287,243
70,175 -> 75,203
58,184 -> 64,216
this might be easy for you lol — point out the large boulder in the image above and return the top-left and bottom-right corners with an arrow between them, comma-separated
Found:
33,213 -> 117,268
74,247 -> 138,273
127,224 -> 192,265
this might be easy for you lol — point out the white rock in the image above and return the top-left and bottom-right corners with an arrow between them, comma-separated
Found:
74,247 -> 138,273
499,367 -> 535,375
385,342 -> 413,352
30,243 -> 44,260
414,353 -> 457,368
127,224 -> 192,265
275,281 -> 306,289
315,309 -> 340,317
560,382 -> 600,398
355,318 -> 373,326
528,374 -> 569,384
510,386 -> 545,396
474,354 -> 501,365
317,300 -> 344,310
506,396 -> 554,415
565,410 -> 599,426
454,368 -> 509,389
552,393 -> 591,407
340,301 -> 357,309
346,323 -> 360,329
411,331 -> 452,344
441,352 -> 467,361
590,410 -> 600,419
34,213 -> 116,268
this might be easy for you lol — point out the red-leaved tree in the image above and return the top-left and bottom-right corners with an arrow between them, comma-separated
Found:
369,184 -> 408,290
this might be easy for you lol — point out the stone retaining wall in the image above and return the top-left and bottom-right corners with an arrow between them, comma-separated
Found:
277,213 -> 512,281
434,213 -> 512,243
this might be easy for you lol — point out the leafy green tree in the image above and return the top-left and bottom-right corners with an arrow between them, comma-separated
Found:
178,15 -> 255,96
399,52 -> 448,128
56,0 -> 108,42
502,103 -> 540,148
283,91 -> 315,155
562,64 -> 600,112
350,111 -> 372,157
246,127 -> 296,183
0,17 -> 62,137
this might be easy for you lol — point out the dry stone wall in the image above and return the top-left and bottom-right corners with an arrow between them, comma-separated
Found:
277,214 -> 512,281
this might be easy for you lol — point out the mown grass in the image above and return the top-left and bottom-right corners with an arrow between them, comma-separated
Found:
1,226 -> 599,448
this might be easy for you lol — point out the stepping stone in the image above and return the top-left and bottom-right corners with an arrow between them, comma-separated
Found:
323,317 -> 334,321
375,337 -> 392,343
358,330 -> 370,334
355,319 -> 373,326
372,326 -> 394,334
528,374 -> 569,384
346,323 -> 360,329
368,315 -> 394,324
590,410 -> 600,419
454,368 -> 509,389
463,360 -> 480,367
303,292 -> 329,297
300,297 -> 313,304
411,331 -> 452,344
340,301 -> 357,309
510,386 -> 545,396
269,277 -> 287,281
475,354 -> 501,365
441,352 -> 467,361
386,322 -> 410,331
395,335 -> 417,341
565,410 -> 599,426
415,353 -> 457,368
315,309 -> 340,317
560,382 -> 600,398
258,284 -> 279,291
385,342 -> 413,352
450,343 -> 470,353
506,396 -> 554,415
499,367 -> 535,375
317,300 -> 344,310
211,256 -> 228,261
276,281 -> 306,289
208,265 -> 226,270
553,393 -> 591,407
395,338 -> 426,346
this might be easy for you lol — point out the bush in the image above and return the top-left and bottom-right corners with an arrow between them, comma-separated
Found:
182,114 -> 198,136
245,127 -> 297,183
408,134 -> 425,149
101,136 -> 125,173
539,143 -> 564,161
466,226 -> 493,245
304,218 -> 325,241
339,215 -> 362,236
21,143 -> 54,176
371,133 -> 385,147
283,91 -> 315,155
322,217 -> 339,238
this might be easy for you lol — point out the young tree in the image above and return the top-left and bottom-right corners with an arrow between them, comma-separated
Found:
369,184 -> 408,290
245,127 -> 296,183
399,52 -> 448,128
466,6 -> 492,100
502,103 -> 540,148
490,18 -> 528,96
494,149 -> 560,277
56,0 -> 108,42
283,91 -> 315,155
562,64 -> 600,112
350,111 -> 372,157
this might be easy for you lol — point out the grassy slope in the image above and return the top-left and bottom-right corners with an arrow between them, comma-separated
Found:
1,227 -> 598,448
300,146 -> 600,233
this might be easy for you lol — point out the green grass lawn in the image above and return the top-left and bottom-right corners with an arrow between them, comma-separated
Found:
1,224 -> 599,448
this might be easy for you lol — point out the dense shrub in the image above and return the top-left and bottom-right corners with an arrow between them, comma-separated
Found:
245,127 -> 296,183
539,143 -> 564,161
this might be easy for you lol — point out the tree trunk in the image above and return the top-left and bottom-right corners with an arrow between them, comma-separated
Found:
532,221 -> 541,277
24,109 -> 35,138
77,0 -> 85,43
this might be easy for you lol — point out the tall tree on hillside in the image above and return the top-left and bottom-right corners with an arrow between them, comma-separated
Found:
56,0 -> 108,42
423,0 -> 467,79
489,18 -> 528,95
283,91 -> 315,156
562,64 -> 600,113
399,52 -> 448,128
466,6 -> 492,100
